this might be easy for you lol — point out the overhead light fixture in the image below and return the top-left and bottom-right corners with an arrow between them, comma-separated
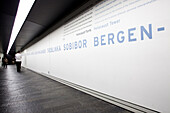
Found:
7,0 -> 35,54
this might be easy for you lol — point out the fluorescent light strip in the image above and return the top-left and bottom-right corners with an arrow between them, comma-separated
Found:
7,0 -> 35,54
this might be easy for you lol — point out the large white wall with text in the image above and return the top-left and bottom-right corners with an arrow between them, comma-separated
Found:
22,0 -> 170,112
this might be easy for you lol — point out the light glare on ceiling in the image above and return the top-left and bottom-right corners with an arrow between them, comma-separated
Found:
7,0 -> 35,54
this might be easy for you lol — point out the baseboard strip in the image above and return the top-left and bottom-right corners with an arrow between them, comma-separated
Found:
23,67 -> 160,113
38,72 -> 160,113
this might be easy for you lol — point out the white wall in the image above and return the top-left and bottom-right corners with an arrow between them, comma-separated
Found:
22,0 -> 170,112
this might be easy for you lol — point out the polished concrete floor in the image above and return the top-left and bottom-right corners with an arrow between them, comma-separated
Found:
0,65 -> 132,113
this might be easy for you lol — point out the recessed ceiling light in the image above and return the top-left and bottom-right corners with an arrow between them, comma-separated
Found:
7,0 -> 35,54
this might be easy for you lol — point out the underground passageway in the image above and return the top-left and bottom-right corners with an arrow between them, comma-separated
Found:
0,65 -> 131,113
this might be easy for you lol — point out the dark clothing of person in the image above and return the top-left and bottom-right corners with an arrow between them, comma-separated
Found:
4,63 -> 7,68
2,58 -> 4,67
16,62 -> 21,72
2,58 -> 8,68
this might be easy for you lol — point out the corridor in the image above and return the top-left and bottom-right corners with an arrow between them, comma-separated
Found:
0,65 -> 131,113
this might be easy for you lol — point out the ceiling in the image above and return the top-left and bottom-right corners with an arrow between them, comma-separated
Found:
0,0 -> 98,56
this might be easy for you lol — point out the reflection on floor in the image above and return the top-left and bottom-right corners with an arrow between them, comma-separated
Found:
0,65 -> 132,113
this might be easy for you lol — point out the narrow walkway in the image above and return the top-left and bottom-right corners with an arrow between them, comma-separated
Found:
0,65 -> 132,113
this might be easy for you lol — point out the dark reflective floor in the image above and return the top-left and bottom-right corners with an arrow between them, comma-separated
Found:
0,65 -> 132,113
